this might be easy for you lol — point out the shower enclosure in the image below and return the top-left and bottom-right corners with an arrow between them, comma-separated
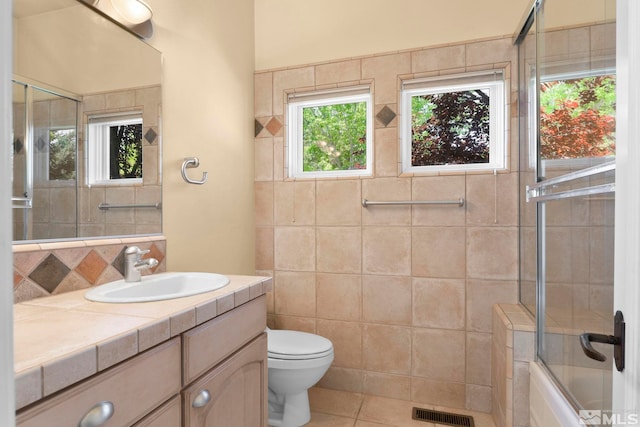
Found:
12,80 -> 79,240
517,0 -> 616,414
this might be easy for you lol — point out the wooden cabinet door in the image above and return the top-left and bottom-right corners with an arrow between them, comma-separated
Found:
183,333 -> 267,427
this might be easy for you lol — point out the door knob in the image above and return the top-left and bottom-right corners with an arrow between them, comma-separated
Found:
579,310 -> 625,372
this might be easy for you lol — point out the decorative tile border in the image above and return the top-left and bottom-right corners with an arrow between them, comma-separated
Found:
13,236 -> 166,303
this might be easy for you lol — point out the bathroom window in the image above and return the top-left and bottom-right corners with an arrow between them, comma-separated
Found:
287,86 -> 372,178
86,113 -> 143,186
400,71 -> 506,173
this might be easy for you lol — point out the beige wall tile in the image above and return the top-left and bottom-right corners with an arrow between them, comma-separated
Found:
317,273 -> 362,321
411,377 -> 466,409
273,314 -> 316,333
413,278 -> 465,330
412,44 -> 466,73
465,37 -> 513,67
317,319 -> 363,369
466,332 -> 492,386
362,275 -> 411,325
373,127 -> 399,177
412,176 -> 466,226
363,324 -> 411,375
274,137 -> 286,181
361,52 -> 411,105
412,328 -> 465,383
363,227 -> 411,276
255,182 -> 274,226
255,227 -> 274,270
318,367 -> 364,393
273,67 -> 315,116
317,227 -> 362,274
362,178 -> 411,226
466,227 -> 518,280
466,384 -> 493,413
412,227 -> 466,278
255,138 -> 274,181
274,226 -> 316,271
316,180 -> 362,225
274,181 -> 316,225
467,279 -> 518,333
274,271 -> 316,316
465,173 -> 518,226
362,372 -> 411,401
316,59 -> 362,86
255,72 -> 273,117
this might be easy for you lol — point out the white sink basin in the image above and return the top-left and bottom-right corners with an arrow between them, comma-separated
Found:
85,272 -> 230,303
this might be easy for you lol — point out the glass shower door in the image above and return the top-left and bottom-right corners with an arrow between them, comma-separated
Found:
525,0 -> 617,414
11,81 -> 31,240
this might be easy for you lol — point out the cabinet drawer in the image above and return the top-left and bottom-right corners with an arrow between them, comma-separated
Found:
133,396 -> 181,427
183,295 -> 266,384
17,338 -> 181,427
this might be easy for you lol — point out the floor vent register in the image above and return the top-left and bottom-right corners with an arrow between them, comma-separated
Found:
412,407 -> 475,427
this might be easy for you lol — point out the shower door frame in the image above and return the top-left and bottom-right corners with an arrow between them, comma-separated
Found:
612,0 -> 639,416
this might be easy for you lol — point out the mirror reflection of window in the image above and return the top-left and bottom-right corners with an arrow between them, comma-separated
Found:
87,113 -> 143,185
48,128 -> 77,181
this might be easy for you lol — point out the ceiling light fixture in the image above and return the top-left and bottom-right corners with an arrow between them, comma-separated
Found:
110,0 -> 152,25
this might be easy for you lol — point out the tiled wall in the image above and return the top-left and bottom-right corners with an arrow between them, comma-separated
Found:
492,304 -> 535,427
13,236 -> 166,303
255,36 -> 519,413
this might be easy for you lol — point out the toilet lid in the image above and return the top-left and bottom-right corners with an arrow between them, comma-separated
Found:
267,329 -> 333,360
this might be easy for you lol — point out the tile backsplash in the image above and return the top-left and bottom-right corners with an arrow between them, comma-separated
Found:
13,236 -> 166,303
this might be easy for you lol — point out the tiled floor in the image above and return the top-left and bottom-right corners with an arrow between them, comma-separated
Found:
306,387 -> 497,427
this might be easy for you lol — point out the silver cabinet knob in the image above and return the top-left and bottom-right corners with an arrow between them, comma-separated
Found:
78,401 -> 114,427
192,390 -> 211,408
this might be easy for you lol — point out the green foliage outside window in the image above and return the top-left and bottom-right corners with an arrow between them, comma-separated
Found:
49,129 -> 76,180
110,124 -> 143,179
302,102 -> 367,171
539,75 -> 615,159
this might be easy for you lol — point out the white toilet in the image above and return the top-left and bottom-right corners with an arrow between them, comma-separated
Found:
266,328 -> 334,427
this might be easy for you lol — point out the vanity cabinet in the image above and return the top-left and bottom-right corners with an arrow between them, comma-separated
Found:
15,294 -> 267,427
182,295 -> 267,427
16,338 -> 181,427
183,334 -> 267,426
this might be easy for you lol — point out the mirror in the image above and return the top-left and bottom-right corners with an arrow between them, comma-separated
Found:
12,0 -> 162,242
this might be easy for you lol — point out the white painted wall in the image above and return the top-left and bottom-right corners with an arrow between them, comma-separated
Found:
146,0 -> 256,274
255,0 -> 531,70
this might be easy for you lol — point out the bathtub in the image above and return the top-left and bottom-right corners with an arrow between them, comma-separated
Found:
530,362 -> 582,427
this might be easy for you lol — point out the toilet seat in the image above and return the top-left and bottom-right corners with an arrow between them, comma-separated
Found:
267,329 -> 333,360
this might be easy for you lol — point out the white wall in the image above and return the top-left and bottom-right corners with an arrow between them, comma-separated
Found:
147,0 -> 256,274
255,0 -> 531,70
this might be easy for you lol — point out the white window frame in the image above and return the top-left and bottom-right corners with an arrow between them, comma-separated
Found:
287,87 -> 373,179
86,112 -> 143,186
401,71 -> 506,174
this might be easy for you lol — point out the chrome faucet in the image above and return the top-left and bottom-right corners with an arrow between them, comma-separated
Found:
124,246 -> 159,282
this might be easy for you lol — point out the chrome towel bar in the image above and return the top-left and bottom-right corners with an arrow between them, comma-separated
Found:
98,202 -> 162,210
362,198 -> 465,208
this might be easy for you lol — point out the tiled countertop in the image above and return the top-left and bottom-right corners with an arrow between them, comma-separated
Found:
14,274 -> 272,410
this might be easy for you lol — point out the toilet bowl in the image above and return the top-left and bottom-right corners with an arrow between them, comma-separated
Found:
266,328 -> 334,427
